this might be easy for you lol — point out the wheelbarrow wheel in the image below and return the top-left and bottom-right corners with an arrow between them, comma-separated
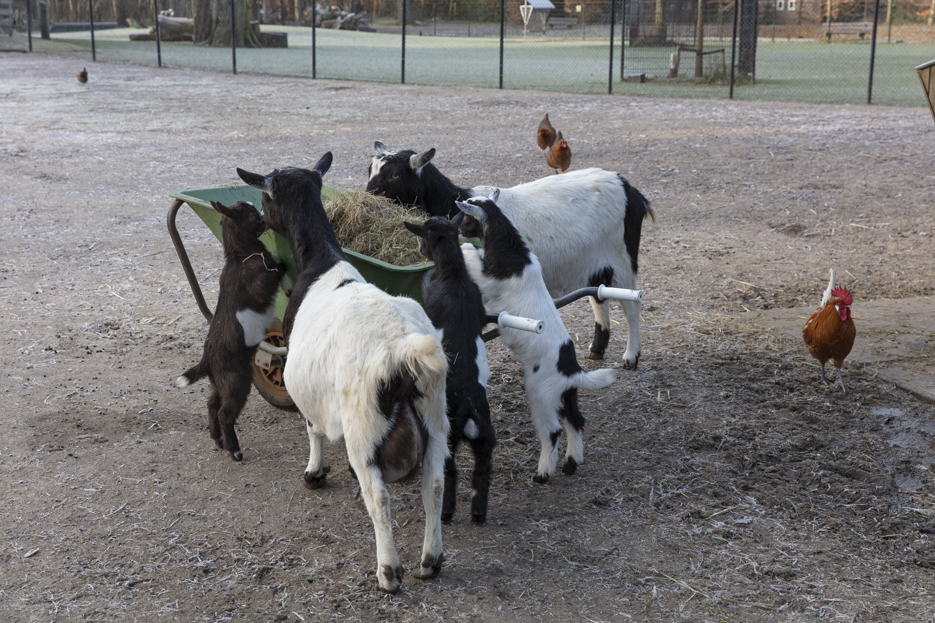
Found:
252,319 -> 298,412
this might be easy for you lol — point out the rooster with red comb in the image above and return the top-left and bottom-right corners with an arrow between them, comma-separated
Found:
803,269 -> 857,393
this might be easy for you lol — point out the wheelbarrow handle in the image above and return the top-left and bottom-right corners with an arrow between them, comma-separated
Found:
485,312 -> 544,334
596,285 -> 643,303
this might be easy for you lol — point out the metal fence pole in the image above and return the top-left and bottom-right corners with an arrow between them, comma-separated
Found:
729,0 -> 739,99
89,0 -> 96,61
312,9 -> 316,79
153,0 -> 162,67
499,0 -> 504,88
608,0 -> 616,94
231,0 -> 237,74
620,0 -> 627,81
401,0 -> 406,84
27,0 -> 32,52
399,0 -> 409,84
868,0 -> 881,104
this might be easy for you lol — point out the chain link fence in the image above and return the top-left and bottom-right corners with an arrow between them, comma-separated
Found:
8,0 -> 934,105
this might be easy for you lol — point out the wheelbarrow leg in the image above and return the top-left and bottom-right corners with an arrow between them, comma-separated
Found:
167,198 -> 214,323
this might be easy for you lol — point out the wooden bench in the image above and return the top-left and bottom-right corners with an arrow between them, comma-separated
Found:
546,17 -> 578,30
819,22 -> 873,39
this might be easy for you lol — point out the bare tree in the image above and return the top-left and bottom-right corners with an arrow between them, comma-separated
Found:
199,0 -> 260,46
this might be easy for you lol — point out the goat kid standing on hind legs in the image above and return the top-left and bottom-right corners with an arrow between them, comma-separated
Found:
236,153 -> 449,595
176,200 -> 289,462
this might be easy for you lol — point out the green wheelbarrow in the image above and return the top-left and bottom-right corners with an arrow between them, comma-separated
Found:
166,183 -> 434,410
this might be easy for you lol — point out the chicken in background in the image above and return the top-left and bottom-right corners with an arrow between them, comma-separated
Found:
545,130 -> 571,174
802,269 -> 856,393
536,113 -> 556,152
78,68 -> 88,84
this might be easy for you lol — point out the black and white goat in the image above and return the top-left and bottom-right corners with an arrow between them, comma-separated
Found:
456,192 -> 616,484
403,214 -> 496,525
176,200 -> 288,462
366,141 -> 656,369
236,154 -> 449,595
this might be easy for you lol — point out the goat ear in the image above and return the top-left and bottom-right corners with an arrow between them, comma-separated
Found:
409,148 -> 436,171
237,168 -> 268,191
403,221 -> 427,238
488,188 -> 500,203
374,141 -> 391,155
312,152 -> 333,178
211,200 -> 236,219
450,211 -> 465,228
456,201 -> 487,226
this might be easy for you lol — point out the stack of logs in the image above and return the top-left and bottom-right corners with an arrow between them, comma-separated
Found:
303,5 -> 375,31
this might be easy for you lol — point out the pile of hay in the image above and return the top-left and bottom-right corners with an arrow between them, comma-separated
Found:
323,191 -> 428,266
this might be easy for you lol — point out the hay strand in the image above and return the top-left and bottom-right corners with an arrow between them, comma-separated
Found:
323,191 -> 427,267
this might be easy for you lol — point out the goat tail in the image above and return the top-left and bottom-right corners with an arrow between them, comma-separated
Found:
176,360 -> 210,388
401,330 -> 450,440
400,332 -> 448,379
571,367 -> 616,391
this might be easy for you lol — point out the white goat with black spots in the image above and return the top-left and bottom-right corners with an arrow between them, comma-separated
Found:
366,142 -> 656,369
237,154 -> 449,595
456,192 -> 616,483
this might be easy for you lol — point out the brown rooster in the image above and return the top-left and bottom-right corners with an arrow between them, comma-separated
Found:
802,269 -> 856,393
545,131 -> 571,174
78,68 -> 88,84
537,113 -> 556,152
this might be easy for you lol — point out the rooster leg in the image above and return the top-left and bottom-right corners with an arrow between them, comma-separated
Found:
819,362 -> 829,384
836,367 -> 846,394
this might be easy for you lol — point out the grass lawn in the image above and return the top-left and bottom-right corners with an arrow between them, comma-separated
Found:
25,26 -> 935,106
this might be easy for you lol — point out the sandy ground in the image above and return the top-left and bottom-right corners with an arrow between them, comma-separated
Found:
1,53 -> 934,622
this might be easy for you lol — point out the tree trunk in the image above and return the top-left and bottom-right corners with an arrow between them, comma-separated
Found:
112,0 -> 127,27
929,0 -> 934,27
653,0 -> 664,39
262,0 -> 269,22
192,0 -> 212,41
208,0 -> 260,46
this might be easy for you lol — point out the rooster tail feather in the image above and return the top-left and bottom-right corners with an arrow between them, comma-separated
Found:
820,268 -> 835,307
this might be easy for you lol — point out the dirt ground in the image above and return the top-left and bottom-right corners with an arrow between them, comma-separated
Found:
2,52 -> 934,622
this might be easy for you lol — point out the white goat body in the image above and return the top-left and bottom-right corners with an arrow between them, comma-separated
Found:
470,168 -> 655,368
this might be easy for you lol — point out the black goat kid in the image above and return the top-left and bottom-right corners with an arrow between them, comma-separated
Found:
404,214 -> 496,524
177,200 -> 288,461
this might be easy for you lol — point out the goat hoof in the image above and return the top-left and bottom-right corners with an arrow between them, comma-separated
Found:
303,471 -> 328,490
470,512 -> 487,525
413,553 -> 444,580
378,564 -> 404,594
532,473 -> 550,485
586,349 -> 605,361
562,457 -> 578,475
441,511 -> 454,524
622,354 -> 640,370
231,450 -> 243,462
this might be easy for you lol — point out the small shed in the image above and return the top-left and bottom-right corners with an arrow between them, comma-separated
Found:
519,0 -> 554,37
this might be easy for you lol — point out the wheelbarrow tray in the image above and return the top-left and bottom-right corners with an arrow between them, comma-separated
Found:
168,183 -> 435,323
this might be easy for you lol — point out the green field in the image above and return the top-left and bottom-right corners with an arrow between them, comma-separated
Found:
18,26 -> 935,106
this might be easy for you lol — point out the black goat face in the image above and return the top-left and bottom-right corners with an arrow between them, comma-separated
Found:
403,216 -> 459,263
365,143 -> 435,207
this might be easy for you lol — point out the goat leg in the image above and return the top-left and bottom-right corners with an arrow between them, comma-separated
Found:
441,454 -> 458,524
